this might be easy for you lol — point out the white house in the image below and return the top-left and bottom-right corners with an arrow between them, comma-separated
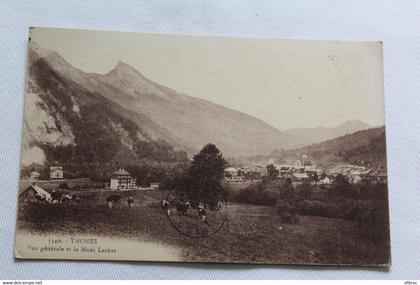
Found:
29,171 -> 40,181
292,172 -> 310,182
225,176 -> 244,184
50,166 -> 63,180
110,168 -> 136,190
320,176 -> 331,185
351,175 -> 363,184
150,182 -> 160,189
224,167 -> 238,177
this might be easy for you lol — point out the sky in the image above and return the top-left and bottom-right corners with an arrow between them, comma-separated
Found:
29,27 -> 385,131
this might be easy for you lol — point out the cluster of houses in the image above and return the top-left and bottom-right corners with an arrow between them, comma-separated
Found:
328,164 -> 387,184
28,166 -> 160,191
20,167 -> 160,204
224,158 -> 324,186
224,166 -> 265,184
29,166 -> 64,181
109,168 -> 160,190
224,156 -> 388,187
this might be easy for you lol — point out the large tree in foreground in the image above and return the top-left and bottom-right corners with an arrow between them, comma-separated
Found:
189,144 -> 226,182
176,144 -> 226,208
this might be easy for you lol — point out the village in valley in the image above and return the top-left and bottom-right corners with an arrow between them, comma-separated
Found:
20,151 -> 388,206
224,154 -> 387,187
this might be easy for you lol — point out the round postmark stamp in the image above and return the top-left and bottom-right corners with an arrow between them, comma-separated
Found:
163,190 -> 228,238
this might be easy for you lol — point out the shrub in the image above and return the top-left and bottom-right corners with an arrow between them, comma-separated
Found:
230,184 -> 277,206
295,183 -> 312,201
297,200 -> 329,217
59,182 -> 69,189
276,200 -> 299,224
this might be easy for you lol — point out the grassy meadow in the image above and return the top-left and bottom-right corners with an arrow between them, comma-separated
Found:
16,183 -> 390,265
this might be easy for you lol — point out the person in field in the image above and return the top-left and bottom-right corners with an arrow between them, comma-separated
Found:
107,194 -> 121,209
185,200 -> 191,211
127,196 -> 135,208
216,200 -> 223,211
176,200 -> 190,216
197,204 -> 208,224
161,199 -> 171,216
74,195 -> 82,204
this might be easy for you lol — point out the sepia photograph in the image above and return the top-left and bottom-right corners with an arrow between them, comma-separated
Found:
15,27 -> 390,266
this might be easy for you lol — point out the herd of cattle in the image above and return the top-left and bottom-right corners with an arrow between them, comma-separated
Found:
29,190 -> 223,224
29,190 -> 128,206
106,195 -> 222,224
29,191 -> 87,204
107,195 -> 224,224
29,187 -> 224,225
161,199 -> 224,224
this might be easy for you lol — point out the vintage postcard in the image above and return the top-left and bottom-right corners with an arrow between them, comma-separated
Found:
15,27 -> 390,265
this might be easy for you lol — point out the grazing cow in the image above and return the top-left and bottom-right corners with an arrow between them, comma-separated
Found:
161,199 -> 171,216
107,194 -> 122,209
197,205 -> 208,224
34,193 -> 45,202
176,201 -> 189,216
127,196 -> 135,208
83,193 -> 95,203
216,201 -> 223,211
73,195 -> 82,204
61,194 -> 73,203
51,191 -> 63,204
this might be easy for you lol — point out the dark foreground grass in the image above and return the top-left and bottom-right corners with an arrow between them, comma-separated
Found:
16,196 -> 389,265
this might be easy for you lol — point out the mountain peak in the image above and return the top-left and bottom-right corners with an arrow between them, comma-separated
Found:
115,60 -> 131,69
109,61 -> 141,77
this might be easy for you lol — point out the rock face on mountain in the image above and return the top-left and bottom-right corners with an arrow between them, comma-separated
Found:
284,120 -> 371,148
22,43 -> 188,172
21,42 -> 295,168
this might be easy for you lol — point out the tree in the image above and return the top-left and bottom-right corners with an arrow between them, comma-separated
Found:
284,177 -> 293,189
182,144 -> 227,207
295,183 -> 312,201
333,174 -> 350,194
312,173 -> 319,185
189,144 -> 226,180
266,164 -> 279,179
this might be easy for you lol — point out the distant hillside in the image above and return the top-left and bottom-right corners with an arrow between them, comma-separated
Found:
281,127 -> 387,167
284,120 -> 371,147
245,127 -> 387,168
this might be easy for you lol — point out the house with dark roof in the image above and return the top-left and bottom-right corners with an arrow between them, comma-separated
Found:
19,184 -> 52,204
291,172 -> 311,186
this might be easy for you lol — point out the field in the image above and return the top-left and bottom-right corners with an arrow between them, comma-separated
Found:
16,184 -> 390,265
